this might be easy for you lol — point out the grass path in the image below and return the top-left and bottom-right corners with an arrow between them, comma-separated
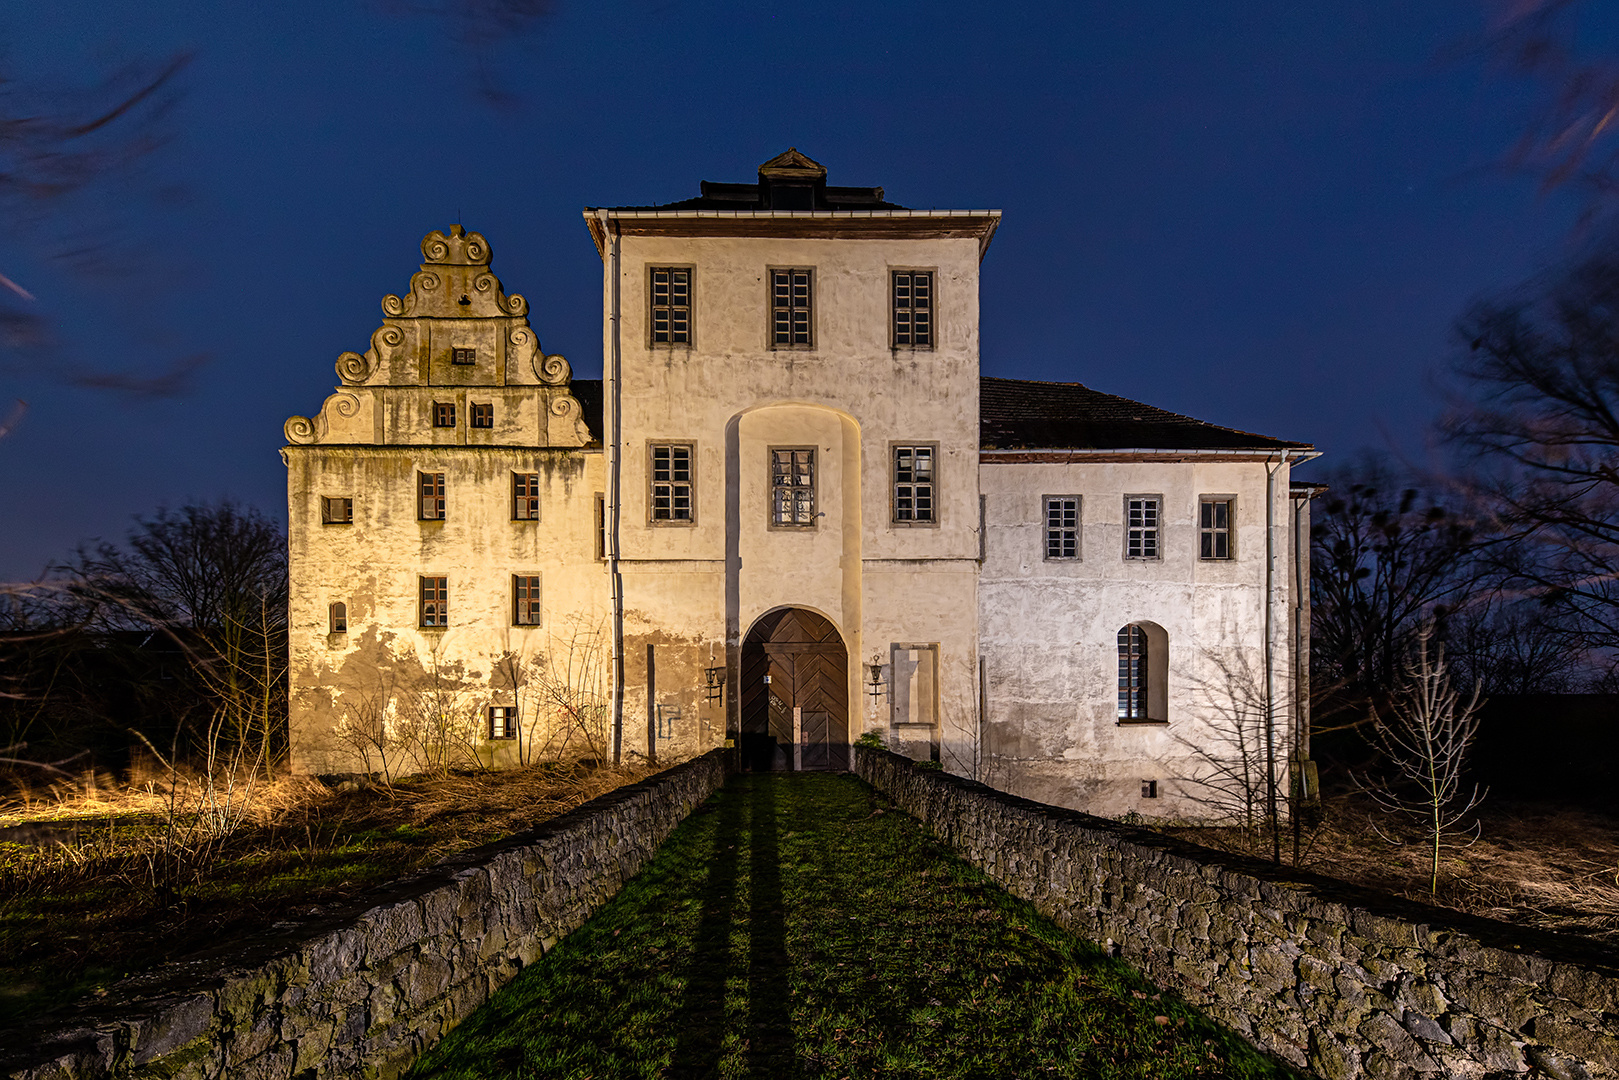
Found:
409,773 -> 1299,1079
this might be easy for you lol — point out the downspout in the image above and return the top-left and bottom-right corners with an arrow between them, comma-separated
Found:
599,210 -> 625,766
1263,450 -> 1296,865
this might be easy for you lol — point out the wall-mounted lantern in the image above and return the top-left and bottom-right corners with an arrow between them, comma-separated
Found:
866,654 -> 887,700
704,666 -> 726,702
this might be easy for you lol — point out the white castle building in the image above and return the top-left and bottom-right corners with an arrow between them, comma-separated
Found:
283,150 -> 1318,820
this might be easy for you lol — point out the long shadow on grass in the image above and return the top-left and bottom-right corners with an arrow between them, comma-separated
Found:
665,780 -> 744,1077
745,776 -> 793,1077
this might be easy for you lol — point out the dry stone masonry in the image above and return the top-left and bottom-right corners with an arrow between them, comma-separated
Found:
0,751 -> 726,1080
855,746 -> 1619,1080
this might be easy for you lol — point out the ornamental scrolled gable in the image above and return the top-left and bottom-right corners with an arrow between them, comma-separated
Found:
284,224 -> 590,448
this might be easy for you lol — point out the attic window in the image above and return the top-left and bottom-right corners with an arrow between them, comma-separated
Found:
451,347 -> 476,365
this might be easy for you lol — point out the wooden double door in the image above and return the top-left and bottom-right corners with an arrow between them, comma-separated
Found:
740,608 -> 849,771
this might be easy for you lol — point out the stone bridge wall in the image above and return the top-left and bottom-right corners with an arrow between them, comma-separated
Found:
1,751 -> 727,1080
854,747 -> 1619,1080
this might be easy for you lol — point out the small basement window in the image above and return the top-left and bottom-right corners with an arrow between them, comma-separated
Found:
489,706 -> 517,740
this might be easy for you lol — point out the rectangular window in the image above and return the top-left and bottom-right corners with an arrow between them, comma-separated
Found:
594,492 -> 606,560
1125,496 -> 1160,559
650,267 -> 691,344
513,574 -> 542,625
893,445 -> 935,523
1118,624 -> 1147,720
650,444 -> 694,522
892,271 -> 933,348
419,576 -> 448,627
771,448 -> 815,526
470,403 -> 493,428
488,706 -> 517,740
433,402 -> 456,428
451,347 -> 476,366
513,473 -> 540,520
328,602 -> 348,634
1044,496 -> 1080,559
1200,497 -> 1234,560
770,269 -> 813,347
419,472 -> 446,520
321,496 -> 353,525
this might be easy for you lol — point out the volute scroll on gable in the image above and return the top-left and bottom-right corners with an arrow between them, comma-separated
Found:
287,224 -> 591,448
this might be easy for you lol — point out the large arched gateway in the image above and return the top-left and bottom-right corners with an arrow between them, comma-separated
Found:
739,608 -> 849,772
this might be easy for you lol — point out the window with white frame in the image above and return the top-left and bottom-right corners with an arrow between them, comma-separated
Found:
1044,496 -> 1080,559
770,269 -> 813,347
1125,496 -> 1160,559
650,267 -> 691,344
650,444 -> 693,522
893,445 -> 935,523
1199,497 -> 1234,560
771,448 -> 815,526
488,706 -> 517,740
892,270 -> 933,348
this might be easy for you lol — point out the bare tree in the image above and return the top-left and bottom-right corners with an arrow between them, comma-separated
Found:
1447,251 -> 1619,651
1173,646 -> 1279,857
1311,455 -> 1485,730
60,502 -> 289,770
1355,625 -> 1488,895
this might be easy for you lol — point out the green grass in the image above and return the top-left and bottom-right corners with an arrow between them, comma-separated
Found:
409,774 -> 1301,1079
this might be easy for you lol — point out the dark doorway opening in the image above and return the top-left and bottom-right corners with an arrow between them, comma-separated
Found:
739,608 -> 849,771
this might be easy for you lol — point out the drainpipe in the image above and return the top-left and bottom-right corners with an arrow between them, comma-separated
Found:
599,210 -> 625,766
1263,449 -> 1296,865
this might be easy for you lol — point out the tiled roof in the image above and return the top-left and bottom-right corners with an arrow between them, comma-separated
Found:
593,149 -> 904,212
980,377 -> 1311,452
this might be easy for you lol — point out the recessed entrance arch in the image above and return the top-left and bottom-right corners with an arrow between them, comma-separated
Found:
739,608 -> 849,772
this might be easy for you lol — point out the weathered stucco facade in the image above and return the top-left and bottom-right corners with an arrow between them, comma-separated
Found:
283,150 -> 1317,821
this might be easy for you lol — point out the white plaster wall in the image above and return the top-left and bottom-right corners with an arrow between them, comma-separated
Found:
978,459 -> 1298,820
286,445 -> 608,773
606,231 -> 983,766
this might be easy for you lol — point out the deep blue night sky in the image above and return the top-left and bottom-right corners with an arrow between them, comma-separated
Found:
0,0 -> 1597,579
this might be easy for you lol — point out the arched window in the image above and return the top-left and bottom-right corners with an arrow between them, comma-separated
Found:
329,602 -> 348,635
1117,622 -> 1168,723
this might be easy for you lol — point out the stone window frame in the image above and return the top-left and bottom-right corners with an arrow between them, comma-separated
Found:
768,445 -> 817,529
321,496 -> 353,525
768,267 -> 815,350
1123,494 -> 1163,560
419,576 -> 448,628
488,706 -> 518,740
648,265 -> 694,347
889,442 -> 939,527
450,347 -> 477,366
1043,495 -> 1081,560
1199,494 -> 1237,561
512,473 -> 540,521
418,471 -> 446,521
891,268 -> 936,350
512,574 -> 542,626
1116,621 -> 1169,725
648,442 -> 697,526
